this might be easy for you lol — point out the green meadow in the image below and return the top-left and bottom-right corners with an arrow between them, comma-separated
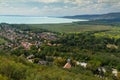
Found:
29,23 -> 112,33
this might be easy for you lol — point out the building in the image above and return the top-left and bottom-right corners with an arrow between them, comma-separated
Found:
112,69 -> 118,77
63,59 -> 71,69
63,63 -> 71,69
76,62 -> 87,68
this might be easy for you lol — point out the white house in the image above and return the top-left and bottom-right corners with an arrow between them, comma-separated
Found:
28,59 -> 34,63
98,67 -> 106,74
27,54 -> 34,59
112,69 -> 118,77
76,62 -> 87,68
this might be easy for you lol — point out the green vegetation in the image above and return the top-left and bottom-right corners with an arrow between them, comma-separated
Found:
29,23 -> 112,33
0,38 -> 7,44
1,20 -> 120,80
0,54 -> 110,80
8,30 -> 120,80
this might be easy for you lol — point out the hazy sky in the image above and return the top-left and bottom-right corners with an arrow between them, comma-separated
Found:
0,0 -> 120,16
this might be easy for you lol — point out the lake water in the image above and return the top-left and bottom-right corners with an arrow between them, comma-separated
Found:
0,16 -> 88,24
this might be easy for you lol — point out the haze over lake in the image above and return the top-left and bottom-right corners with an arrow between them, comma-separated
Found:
0,16 -> 87,24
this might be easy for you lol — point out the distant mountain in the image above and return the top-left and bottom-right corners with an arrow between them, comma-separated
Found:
0,15 -> 27,17
0,15 -> 43,17
63,12 -> 120,20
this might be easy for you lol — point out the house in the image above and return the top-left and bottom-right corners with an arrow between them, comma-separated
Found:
63,59 -> 71,69
98,67 -> 106,73
26,54 -> 34,63
106,44 -> 118,49
27,54 -> 34,59
40,32 -> 57,40
95,67 -> 107,78
112,69 -> 118,77
63,63 -> 71,69
76,62 -> 87,68
21,42 -> 33,49
28,59 -> 34,63
38,61 -> 47,65
47,43 -> 52,46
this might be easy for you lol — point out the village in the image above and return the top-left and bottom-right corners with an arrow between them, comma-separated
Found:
0,24 -> 57,49
0,23 -> 120,79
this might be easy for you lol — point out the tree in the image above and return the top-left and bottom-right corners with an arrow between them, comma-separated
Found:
54,58 -> 66,66
0,75 -> 8,80
87,60 -> 102,72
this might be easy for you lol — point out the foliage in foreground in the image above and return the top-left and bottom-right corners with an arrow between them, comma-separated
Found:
0,54 -> 113,80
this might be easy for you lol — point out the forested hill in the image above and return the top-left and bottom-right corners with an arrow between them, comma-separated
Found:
62,12 -> 120,20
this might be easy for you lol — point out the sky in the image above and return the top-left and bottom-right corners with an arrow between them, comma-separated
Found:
0,0 -> 120,16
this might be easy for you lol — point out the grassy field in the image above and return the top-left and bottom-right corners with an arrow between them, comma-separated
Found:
0,38 -> 7,44
94,27 -> 120,39
29,23 -> 112,33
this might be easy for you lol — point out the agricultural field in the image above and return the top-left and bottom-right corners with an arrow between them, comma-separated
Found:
29,23 -> 112,33
94,27 -> 120,39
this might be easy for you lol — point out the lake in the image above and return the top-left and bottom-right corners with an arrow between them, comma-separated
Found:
0,16 -> 88,24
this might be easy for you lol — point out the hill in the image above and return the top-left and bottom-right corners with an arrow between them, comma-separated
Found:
1,23 -> 120,80
63,12 -> 120,20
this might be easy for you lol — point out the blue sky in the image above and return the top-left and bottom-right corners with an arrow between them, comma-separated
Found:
0,0 -> 120,16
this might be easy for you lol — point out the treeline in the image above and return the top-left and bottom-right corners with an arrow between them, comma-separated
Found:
0,23 -> 49,33
53,31 -> 120,53
10,24 -> 49,33
75,20 -> 120,27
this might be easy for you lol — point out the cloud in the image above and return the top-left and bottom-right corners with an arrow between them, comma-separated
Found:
98,0 -> 120,3
0,0 -> 120,16
34,0 -> 59,3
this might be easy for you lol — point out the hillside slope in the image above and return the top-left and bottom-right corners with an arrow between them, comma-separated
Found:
63,12 -> 120,20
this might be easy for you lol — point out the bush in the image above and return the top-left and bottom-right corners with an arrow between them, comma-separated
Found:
0,57 -> 28,80
0,75 -> 8,80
